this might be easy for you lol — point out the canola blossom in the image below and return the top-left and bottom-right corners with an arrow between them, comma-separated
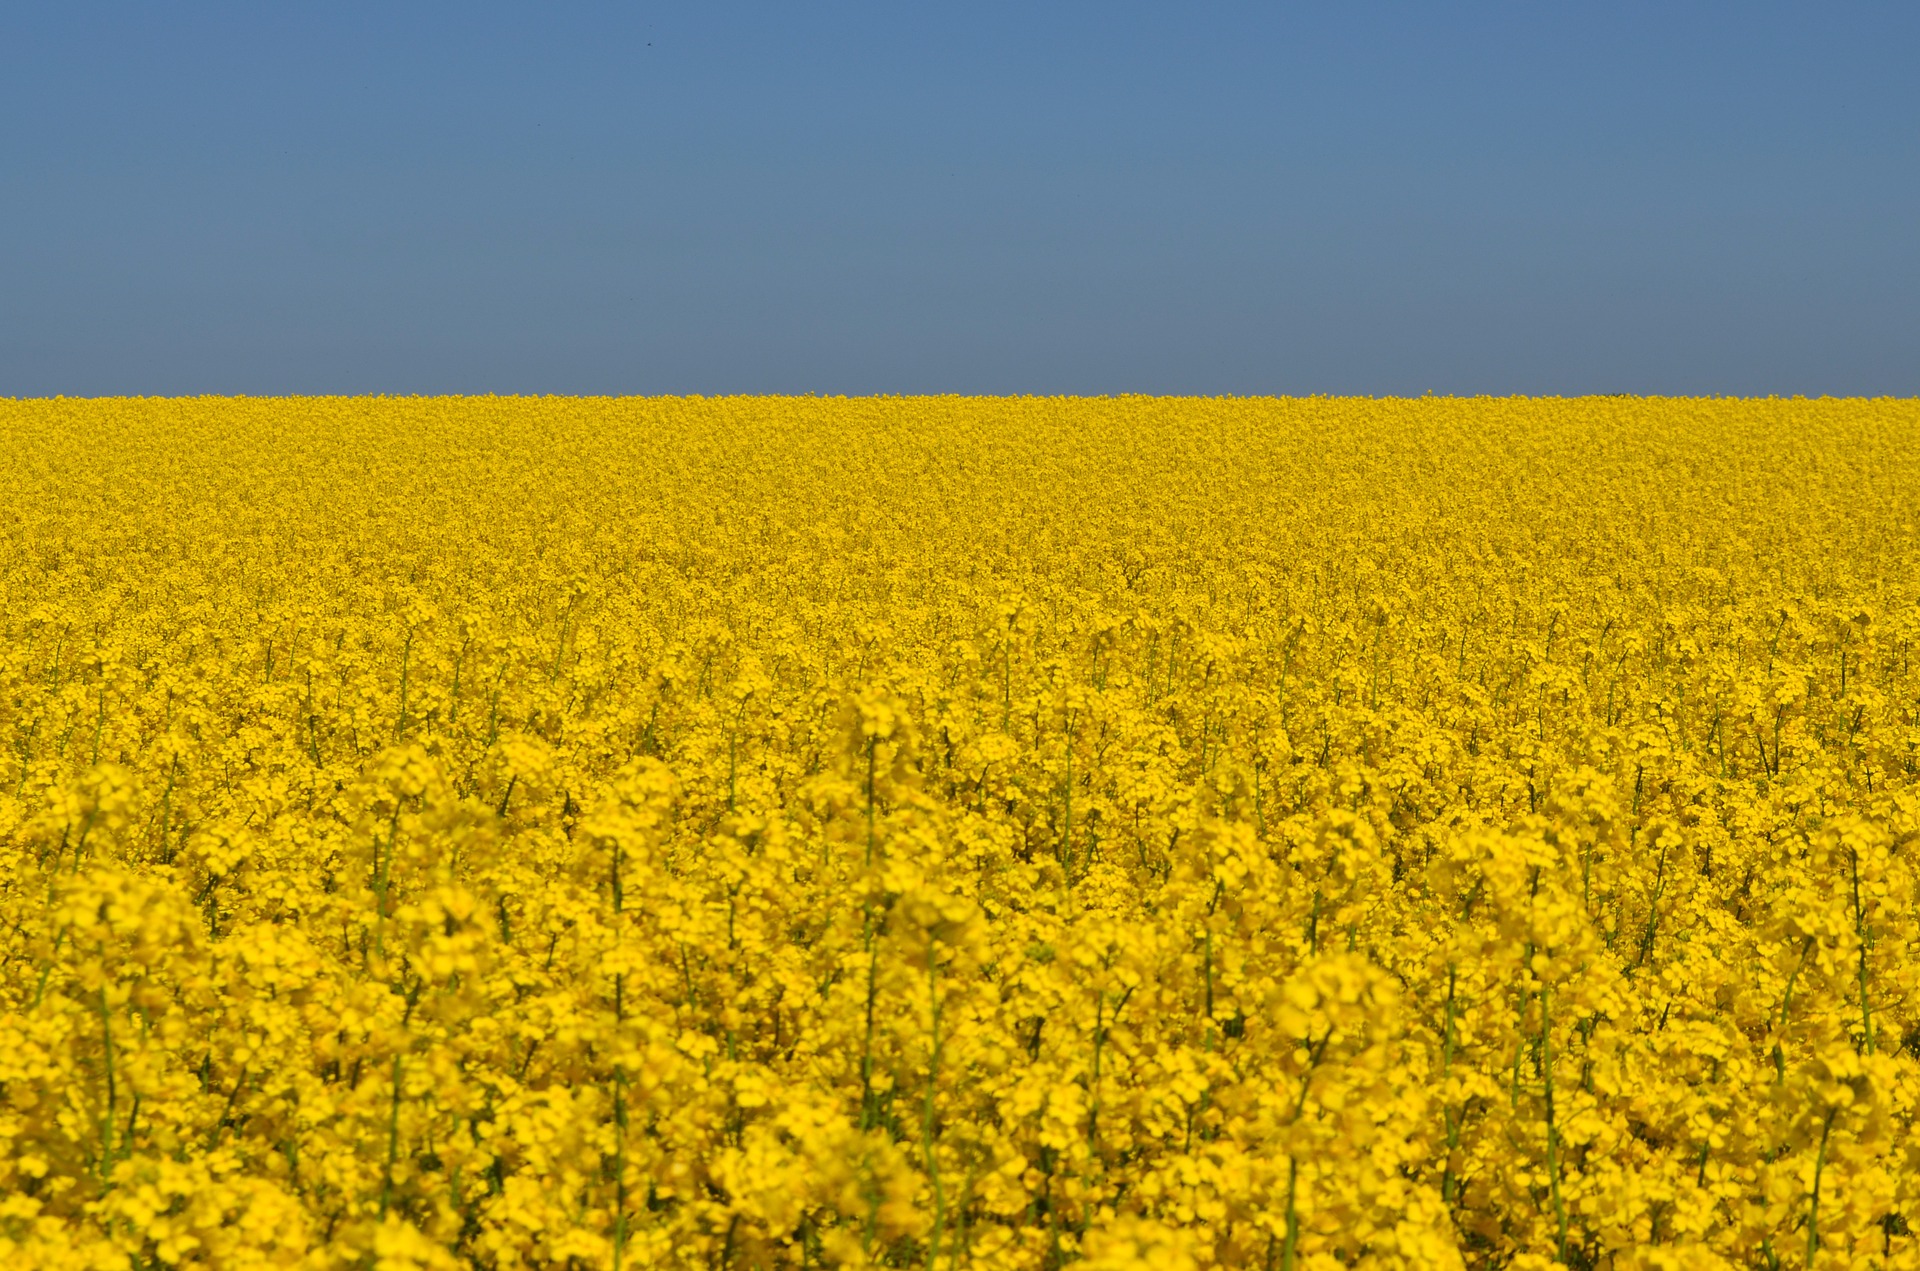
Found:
2,394 -> 1919,1269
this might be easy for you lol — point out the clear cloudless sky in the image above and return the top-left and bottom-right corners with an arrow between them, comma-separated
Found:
3,3 -> 1916,396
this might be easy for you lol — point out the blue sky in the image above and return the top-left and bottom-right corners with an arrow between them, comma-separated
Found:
3,3 -> 1915,395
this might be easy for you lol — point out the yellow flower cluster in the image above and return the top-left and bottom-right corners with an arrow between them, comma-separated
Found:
2,395 -> 1918,1269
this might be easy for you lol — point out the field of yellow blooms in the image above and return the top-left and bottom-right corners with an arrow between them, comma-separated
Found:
2,395 -> 1918,1269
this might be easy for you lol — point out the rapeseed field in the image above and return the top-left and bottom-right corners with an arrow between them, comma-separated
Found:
2,395 -> 1918,1269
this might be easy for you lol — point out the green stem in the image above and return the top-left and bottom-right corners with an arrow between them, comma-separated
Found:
380,1054 -> 404,1219
1280,1156 -> 1299,1271
1088,992 -> 1105,1152
1633,837 -> 1671,970
1061,719 -> 1074,883
1773,936 -> 1815,1084
859,944 -> 879,1131
98,983 -> 118,1182
1807,1107 -> 1837,1269
1849,848 -> 1873,1054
